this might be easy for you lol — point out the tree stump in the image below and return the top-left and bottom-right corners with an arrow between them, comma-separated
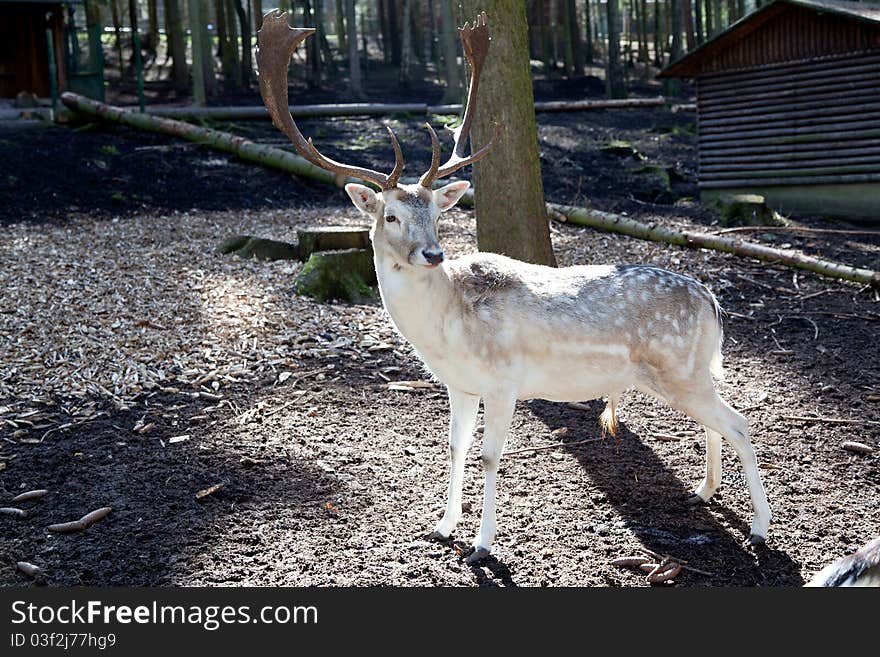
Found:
297,226 -> 371,262
217,235 -> 299,261
293,249 -> 377,303
715,194 -> 786,227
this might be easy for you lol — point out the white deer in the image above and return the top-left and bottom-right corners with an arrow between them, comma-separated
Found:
257,11 -> 770,563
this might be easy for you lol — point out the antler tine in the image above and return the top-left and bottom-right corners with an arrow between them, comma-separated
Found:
420,11 -> 499,188
257,10 -> 403,190
419,123 -> 442,187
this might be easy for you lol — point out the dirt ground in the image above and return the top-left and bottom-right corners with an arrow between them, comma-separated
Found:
1,79 -> 878,587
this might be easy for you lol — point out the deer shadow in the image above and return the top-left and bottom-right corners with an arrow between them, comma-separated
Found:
526,399 -> 804,586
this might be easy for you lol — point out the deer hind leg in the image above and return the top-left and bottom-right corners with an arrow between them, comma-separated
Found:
466,390 -> 516,564
689,428 -> 723,504
430,387 -> 480,540
672,377 -> 771,544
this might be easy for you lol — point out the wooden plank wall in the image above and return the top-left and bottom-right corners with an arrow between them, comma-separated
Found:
693,5 -> 880,76
696,49 -> 880,190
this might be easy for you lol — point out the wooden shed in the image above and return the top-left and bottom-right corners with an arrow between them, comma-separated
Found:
660,0 -> 880,221
0,0 -> 72,99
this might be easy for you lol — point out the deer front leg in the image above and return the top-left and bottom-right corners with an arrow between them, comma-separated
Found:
429,387 -> 480,539
466,391 -> 516,564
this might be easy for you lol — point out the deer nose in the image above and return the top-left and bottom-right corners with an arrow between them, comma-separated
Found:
422,249 -> 444,265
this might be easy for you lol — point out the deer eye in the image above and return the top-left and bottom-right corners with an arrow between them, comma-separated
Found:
385,215 -> 397,223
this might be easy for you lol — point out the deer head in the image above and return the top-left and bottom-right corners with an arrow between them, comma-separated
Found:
256,10 -> 499,270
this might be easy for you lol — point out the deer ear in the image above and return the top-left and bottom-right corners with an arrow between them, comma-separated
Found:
433,181 -> 470,212
345,183 -> 380,214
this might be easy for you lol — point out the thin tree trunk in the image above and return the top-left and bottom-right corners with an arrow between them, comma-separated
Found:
200,1 -> 218,97
704,0 -> 714,36
458,1 -> 556,266
226,0 -> 243,89
254,0 -> 263,30
187,0 -> 206,104
314,0 -> 338,75
682,0 -> 695,51
386,0 -> 401,65
216,0 -> 232,81
163,0 -> 189,91
654,0 -> 664,66
146,0 -> 160,53
584,0 -> 593,64
303,0 -> 320,87
439,0 -> 460,103
606,0 -> 626,98
378,0 -> 390,63
712,0 -> 722,33
694,0 -> 704,45
233,0 -> 252,87
561,0 -> 575,75
335,0 -> 347,53
399,0 -> 412,85
638,0 -> 649,62
111,0 -> 125,78
665,0 -> 682,95
345,0 -> 364,98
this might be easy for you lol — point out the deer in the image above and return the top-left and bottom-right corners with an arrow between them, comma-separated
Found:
256,10 -> 771,564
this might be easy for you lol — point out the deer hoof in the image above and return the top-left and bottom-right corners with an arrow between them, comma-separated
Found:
464,546 -> 490,565
426,530 -> 450,542
749,533 -> 766,546
685,494 -> 706,506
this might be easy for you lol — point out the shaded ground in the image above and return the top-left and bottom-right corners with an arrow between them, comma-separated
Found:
1,79 -> 878,586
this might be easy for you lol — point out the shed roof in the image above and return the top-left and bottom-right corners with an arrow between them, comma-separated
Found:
660,0 -> 880,78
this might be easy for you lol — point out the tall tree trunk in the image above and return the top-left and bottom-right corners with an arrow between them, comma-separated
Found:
606,0 -> 626,98
682,0 -> 695,51
537,0 -> 552,72
233,0 -> 252,87
567,0 -> 583,74
111,0 -> 125,78
164,0 -> 189,91
216,0 -> 232,80
225,0 -> 243,90
387,0 -> 401,65
653,0 -> 664,66
254,0 -> 263,30
345,0 -> 363,97
638,0 -> 649,62
196,0 -> 217,97
302,0 -> 321,87
561,0 -> 574,75
424,0 -> 436,67
712,0 -> 722,33
399,0 -> 412,85
460,1 -> 556,266
335,0 -> 347,54
665,0 -> 682,95
694,0 -> 704,44
584,0 -> 593,64
704,0 -> 714,36
378,0 -> 390,63
727,0 -> 738,24
146,0 -> 160,52
439,0 -> 460,102
314,0 -> 338,75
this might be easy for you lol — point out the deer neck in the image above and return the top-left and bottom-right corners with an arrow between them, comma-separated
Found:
372,245 -> 452,353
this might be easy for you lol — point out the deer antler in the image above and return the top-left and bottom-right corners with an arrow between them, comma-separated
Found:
256,10 -> 403,189
420,11 -> 500,188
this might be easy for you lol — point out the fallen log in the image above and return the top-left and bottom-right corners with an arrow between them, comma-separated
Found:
61,92 -> 346,188
550,204 -> 880,288
62,92 -> 880,288
102,97 -> 667,121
